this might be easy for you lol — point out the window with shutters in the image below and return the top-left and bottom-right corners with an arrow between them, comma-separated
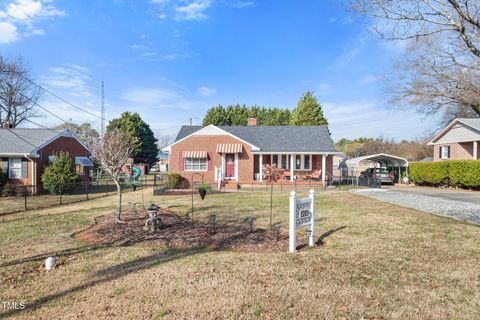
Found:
9,158 -> 22,179
440,146 -> 450,159
184,158 -> 207,171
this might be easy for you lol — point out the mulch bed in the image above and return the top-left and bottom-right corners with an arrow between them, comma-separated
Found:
74,208 -> 310,252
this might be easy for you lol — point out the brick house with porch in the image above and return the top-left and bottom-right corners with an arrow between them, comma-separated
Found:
0,128 -> 92,189
162,119 -> 340,188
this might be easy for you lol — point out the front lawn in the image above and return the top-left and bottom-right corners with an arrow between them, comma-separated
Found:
1,188 -> 479,319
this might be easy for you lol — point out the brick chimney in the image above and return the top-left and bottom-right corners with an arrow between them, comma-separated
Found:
247,117 -> 257,126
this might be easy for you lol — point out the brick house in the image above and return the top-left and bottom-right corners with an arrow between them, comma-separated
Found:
428,118 -> 480,161
162,119 -> 340,188
0,128 -> 92,188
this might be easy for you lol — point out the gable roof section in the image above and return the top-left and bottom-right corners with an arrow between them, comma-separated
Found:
172,125 -> 337,153
0,128 -> 89,156
0,128 -> 61,155
429,118 -> 480,145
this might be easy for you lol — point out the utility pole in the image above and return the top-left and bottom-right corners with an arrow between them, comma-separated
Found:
101,74 -> 105,139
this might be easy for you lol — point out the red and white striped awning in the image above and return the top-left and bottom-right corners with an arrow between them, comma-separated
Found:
183,151 -> 207,158
216,144 -> 243,153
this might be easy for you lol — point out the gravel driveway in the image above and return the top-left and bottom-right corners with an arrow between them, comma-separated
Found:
352,188 -> 480,224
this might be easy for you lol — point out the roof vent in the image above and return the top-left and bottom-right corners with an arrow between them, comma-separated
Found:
247,118 -> 257,126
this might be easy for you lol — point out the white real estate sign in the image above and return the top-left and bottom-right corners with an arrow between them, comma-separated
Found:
289,190 -> 315,253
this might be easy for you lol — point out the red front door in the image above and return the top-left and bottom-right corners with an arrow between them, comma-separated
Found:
225,153 -> 235,178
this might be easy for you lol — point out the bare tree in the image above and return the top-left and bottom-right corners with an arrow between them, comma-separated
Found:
55,122 -> 100,150
0,56 -> 41,127
92,128 -> 136,223
351,0 -> 480,123
156,133 -> 174,149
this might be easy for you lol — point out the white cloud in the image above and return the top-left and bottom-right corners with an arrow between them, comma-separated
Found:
121,87 -> 195,109
197,86 -> 217,97
360,74 -> 382,84
0,0 -> 65,43
323,101 -> 436,141
232,1 -> 254,9
24,27 -> 44,36
0,21 -> 18,43
175,1 -> 211,21
332,34 -> 368,70
43,64 -> 94,98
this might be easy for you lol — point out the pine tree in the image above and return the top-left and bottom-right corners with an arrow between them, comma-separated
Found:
290,91 -> 328,126
41,152 -> 79,195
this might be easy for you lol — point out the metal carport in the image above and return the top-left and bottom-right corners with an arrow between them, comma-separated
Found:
345,153 -> 409,183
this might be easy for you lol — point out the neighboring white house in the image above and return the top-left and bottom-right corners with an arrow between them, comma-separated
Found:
428,118 -> 480,161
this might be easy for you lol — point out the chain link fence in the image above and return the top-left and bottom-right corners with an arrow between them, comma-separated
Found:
0,177 -> 156,215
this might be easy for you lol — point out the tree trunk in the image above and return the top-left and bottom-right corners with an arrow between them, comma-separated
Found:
114,179 -> 123,223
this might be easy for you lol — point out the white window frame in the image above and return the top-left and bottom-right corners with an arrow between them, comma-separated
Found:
280,154 -> 290,169
294,154 -> 312,171
440,146 -> 450,159
9,158 -> 22,179
184,157 -> 208,171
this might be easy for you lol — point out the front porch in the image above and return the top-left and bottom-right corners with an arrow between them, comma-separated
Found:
253,153 -> 332,184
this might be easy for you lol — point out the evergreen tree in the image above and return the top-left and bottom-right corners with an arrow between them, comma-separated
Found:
41,152 -> 79,195
107,112 -> 158,164
290,91 -> 328,126
202,105 -> 291,126
202,105 -> 229,126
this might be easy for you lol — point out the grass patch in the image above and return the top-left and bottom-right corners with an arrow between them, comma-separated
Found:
0,188 -> 479,319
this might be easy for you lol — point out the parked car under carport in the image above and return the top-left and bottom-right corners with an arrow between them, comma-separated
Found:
360,167 -> 395,185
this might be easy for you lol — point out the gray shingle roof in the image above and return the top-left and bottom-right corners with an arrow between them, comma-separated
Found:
175,125 -> 337,152
0,128 -> 62,154
459,118 -> 480,130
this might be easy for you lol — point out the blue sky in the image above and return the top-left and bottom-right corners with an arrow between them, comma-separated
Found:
0,0 -> 438,141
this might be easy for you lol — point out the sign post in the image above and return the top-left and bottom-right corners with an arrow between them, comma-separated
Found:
289,189 -> 315,253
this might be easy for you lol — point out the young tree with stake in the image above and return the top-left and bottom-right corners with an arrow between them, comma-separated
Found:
93,128 -> 137,223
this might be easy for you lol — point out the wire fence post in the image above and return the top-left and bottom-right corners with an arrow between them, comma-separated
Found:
59,193 -> 62,205
106,180 -> 109,196
24,186 -> 27,210
85,180 -> 89,200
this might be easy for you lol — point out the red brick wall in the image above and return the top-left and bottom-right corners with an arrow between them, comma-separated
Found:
1,158 -> 37,187
170,135 -> 254,187
37,136 -> 90,184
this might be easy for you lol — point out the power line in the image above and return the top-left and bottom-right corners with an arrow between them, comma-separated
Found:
0,70 -> 107,122
6,126 -> 40,149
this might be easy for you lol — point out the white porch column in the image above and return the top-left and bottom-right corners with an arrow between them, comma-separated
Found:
322,154 -> 327,185
290,154 -> 295,182
259,154 -> 263,182
474,141 -> 478,160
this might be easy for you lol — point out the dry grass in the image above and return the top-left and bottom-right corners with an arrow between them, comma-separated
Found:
1,187 -> 479,319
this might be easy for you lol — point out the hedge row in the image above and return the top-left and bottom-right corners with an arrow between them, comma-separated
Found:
409,160 -> 480,188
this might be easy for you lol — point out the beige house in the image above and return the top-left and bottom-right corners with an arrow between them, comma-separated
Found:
428,118 -> 480,161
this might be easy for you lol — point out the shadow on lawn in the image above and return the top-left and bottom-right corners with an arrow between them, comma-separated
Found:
316,226 -> 347,245
0,244 -> 112,268
0,247 -> 206,319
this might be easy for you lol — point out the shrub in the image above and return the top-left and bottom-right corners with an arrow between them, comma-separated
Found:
409,160 -> 480,188
41,152 -> 79,195
1,183 -> 17,197
167,173 -> 183,189
0,167 -> 7,190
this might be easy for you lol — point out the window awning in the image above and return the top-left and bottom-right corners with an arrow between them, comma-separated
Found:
183,151 -> 208,158
216,144 -> 243,153
75,156 -> 94,167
